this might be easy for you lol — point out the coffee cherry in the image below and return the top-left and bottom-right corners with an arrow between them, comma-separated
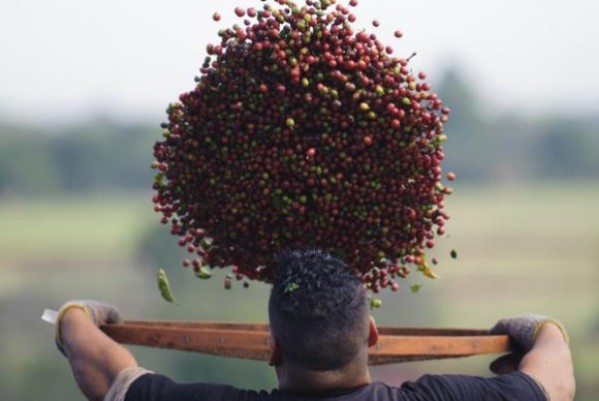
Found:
152,0 -> 452,295
224,274 -> 233,289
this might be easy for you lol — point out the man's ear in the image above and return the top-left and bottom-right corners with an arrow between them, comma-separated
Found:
368,316 -> 379,347
268,335 -> 282,366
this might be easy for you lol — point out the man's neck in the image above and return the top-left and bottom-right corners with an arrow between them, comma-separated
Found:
277,355 -> 371,393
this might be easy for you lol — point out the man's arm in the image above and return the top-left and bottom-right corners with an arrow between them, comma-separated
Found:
401,317 -> 574,401
491,316 -> 575,401
519,323 -> 575,401
58,304 -> 138,401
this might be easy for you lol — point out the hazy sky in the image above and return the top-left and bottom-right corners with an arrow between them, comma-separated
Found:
1,0 -> 598,124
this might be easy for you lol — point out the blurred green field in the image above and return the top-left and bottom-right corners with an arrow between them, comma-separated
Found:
0,183 -> 597,400
0,194 -> 153,262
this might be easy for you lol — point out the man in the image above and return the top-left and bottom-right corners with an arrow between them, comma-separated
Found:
55,249 -> 575,401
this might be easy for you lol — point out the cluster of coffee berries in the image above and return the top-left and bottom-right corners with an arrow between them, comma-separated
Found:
152,0 -> 452,292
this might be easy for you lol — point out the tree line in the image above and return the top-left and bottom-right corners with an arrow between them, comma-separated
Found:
1,69 -> 598,196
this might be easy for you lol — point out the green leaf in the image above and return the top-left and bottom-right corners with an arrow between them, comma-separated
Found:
410,284 -> 423,293
157,268 -> 178,305
195,266 -> 212,279
284,282 -> 300,293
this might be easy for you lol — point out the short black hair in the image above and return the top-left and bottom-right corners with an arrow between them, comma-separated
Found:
268,249 -> 369,371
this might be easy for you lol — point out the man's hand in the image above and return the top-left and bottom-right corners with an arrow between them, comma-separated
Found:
491,315 -> 568,351
55,300 -> 123,355
490,315 -> 574,401
488,315 -> 568,375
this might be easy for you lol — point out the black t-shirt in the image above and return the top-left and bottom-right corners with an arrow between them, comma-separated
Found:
125,371 -> 547,401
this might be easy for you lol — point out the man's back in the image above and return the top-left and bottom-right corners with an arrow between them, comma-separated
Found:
124,371 -> 547,401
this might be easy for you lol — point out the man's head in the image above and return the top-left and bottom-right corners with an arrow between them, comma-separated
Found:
268,249 -> 376,374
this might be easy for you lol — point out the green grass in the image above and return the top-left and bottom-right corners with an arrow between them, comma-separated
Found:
0,193 -> 154,263
446,183 -> 599,238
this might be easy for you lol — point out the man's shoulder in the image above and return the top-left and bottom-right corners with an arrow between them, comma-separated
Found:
317,372 -> 547,401
396,372 -> 548,401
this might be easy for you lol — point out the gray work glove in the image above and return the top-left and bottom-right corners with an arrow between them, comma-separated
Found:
55,300 -> 124,356
489,314 -> 568,374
